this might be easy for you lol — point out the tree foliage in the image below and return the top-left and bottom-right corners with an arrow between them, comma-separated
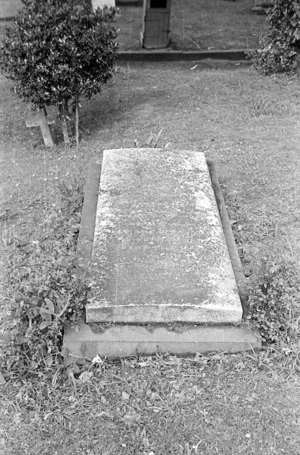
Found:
249,0 -> 300,74
0,0 -> 118,143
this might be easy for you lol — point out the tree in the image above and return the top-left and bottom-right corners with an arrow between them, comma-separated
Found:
249,0 -> 300,74
0,0 -> 118,144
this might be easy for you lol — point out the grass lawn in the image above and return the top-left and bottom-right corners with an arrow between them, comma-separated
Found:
1,59 -> 300,453
0,0 -> 269,50
1,354 -> 300,454
117,0 -> 269,50
2,61 -> 299,269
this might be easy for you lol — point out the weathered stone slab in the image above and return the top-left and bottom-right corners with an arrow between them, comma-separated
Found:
86,149 -> 243,324
64,322 -> 261,358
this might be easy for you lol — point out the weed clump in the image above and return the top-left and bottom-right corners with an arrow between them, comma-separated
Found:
248,258 -> 300,344
2,178 -> 89,378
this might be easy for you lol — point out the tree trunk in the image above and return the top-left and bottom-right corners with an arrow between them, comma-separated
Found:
60,100 -> 70,145
61,117 -> 70,145
75,92 -> 80,145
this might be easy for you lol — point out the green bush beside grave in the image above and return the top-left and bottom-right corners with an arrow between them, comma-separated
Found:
0,0 -> 118,144
250,0 -> 300,74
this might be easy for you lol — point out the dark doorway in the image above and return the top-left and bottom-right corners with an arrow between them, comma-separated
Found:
150,0 -> 167,8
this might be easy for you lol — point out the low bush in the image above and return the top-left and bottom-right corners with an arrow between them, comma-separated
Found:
249,0 -> 300,74
0,0 -> 118,144
248,257 -> 300,344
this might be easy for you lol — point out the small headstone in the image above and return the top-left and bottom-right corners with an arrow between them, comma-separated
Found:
26,109 -> 55,147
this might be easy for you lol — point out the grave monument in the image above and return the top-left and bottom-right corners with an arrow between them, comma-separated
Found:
64,148 -> 261,358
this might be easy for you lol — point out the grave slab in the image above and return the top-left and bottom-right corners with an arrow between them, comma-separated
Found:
85,148 -> 243,324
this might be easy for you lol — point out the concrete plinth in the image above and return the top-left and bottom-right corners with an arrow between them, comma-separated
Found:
64,322 -> 261,358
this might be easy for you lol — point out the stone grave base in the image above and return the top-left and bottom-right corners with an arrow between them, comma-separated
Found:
64,322 -> 261,358
63,148 -> 261,359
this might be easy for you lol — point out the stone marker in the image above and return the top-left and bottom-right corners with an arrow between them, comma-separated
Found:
26,109 -> 55,148
64,148 -> 261,357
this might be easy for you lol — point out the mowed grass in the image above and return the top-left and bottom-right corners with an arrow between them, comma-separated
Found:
1,354 -> 300,455
0,0 -> 268,51
117,0 -> 268,50
1,62 -> 299,270
1,62 -> 300,454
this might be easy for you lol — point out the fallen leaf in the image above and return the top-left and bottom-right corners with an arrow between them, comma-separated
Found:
194,352 -> 201,362
92,354 -> 103,365
39,320 -> 52,330
79,371 -> 93,383
44,298 -> 54,312
122,391 -> 130,400
46,354 -> 53,367
14,413 -> 22,424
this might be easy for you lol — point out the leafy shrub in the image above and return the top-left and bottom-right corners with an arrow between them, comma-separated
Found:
3,178 -> 90,377
0,0 -> 118,143
248,258 -> 300,344
249,0 -> 300,74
